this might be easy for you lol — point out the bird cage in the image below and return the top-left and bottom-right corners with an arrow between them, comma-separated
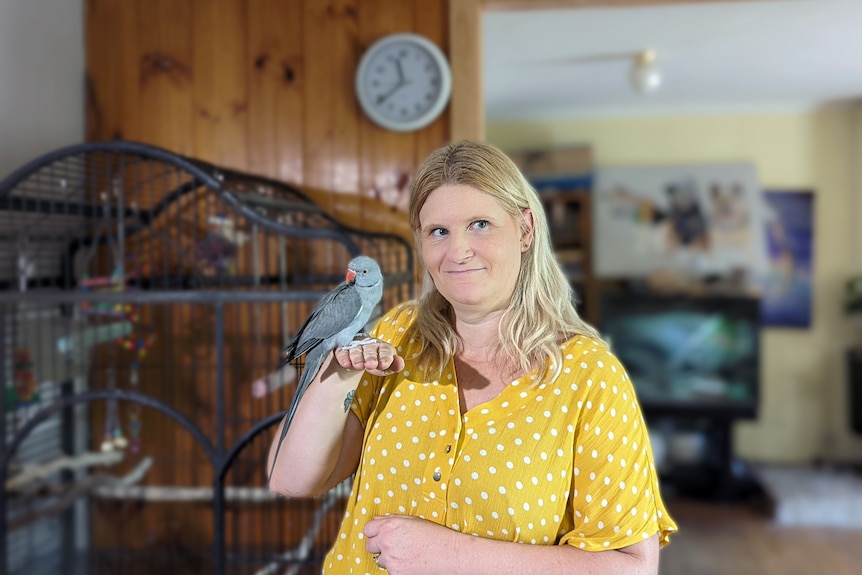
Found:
0,141 -> 414,575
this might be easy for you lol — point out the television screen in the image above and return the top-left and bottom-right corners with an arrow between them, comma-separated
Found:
599,292 -> 760,419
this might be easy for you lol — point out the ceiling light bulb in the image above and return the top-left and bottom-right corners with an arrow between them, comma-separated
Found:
630,49 -> 662,94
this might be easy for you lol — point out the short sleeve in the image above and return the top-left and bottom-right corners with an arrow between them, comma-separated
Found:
559,345 -> 677,551
349,303 -> 414,427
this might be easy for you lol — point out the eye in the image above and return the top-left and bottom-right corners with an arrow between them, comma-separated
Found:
471,219 -> 490,230
429,227 -> 448,238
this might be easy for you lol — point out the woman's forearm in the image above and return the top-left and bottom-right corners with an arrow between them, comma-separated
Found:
366,514 -> 659,575
267,352 -> 363,497
448,532 -> 659,575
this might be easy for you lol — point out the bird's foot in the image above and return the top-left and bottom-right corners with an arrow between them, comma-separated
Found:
339,337 -> 380,350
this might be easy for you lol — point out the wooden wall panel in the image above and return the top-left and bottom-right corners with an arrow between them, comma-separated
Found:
246,0 -> 305,181
414,0 -> 449,165
86,0 -> 137,141
191,0 -> 249,171
358,0 -> 412,236
86,0 -> 449,243
302,0 -> 357,217
138,0 -> 195,157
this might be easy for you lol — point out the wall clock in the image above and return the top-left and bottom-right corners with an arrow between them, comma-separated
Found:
355,33 -> 452,133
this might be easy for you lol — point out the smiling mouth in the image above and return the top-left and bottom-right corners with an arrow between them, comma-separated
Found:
445,268 -> 482,275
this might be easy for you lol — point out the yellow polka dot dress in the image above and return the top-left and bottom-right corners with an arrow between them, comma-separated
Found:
323,304 -> 678,573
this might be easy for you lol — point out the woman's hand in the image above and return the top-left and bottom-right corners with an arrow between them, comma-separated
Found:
333,338 -> 405,376
364,515 -> 458,575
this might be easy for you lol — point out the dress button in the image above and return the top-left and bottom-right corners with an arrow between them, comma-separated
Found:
445,444 -> 452,453
432,470 -> 442,481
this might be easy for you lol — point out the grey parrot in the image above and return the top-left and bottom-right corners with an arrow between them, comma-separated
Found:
268,255 -> 384,479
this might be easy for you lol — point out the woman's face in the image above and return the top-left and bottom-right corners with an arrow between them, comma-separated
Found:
418,184 -> 531,316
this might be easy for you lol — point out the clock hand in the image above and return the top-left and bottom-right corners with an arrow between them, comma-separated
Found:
375,56 -> 411,106
394,57 -> 406,84
376,78 -> 410,105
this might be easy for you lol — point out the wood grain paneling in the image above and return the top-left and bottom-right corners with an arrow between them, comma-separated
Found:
300,0 -> 361,225
357,0 -> 412,236
246,0 -> 305,182
140,0 -> 195,157
414,0 -> 450,164
86,0 -> 136,141
191,0 -> 249,171
87,0 -> 447,244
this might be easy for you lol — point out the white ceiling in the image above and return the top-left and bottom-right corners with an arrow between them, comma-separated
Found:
483,0 -> 862,122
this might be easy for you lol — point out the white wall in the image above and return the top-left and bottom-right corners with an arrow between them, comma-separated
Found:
0,0 -> 84,180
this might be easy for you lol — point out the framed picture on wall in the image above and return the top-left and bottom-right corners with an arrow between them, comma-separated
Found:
760,189 -> 814,328
592,162 -> 767,283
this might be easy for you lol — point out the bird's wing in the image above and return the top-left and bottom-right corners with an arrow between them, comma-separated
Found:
281,283 -> 363,362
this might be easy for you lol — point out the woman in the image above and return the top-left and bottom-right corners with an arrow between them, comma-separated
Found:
268,141 -> 677,574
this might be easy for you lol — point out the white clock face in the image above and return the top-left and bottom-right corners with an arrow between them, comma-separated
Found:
356,34 -> 452,132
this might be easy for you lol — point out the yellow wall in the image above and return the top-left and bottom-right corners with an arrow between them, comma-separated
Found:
489,105 -> 862,464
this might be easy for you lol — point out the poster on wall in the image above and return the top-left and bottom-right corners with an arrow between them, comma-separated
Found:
760,190 -> 814,328
592,162 -> 767,283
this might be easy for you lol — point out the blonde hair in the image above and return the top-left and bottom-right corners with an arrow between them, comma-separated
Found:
405,140 -> 602,384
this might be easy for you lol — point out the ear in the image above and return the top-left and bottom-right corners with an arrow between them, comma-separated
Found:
520,208 -> 535,252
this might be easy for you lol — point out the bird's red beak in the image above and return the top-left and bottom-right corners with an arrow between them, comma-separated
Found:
346,269 -> 356,284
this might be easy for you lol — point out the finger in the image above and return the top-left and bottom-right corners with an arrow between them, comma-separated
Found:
360,344 -> 387,370
363,516 -> 381,538
348,345 -> 369,368
366,354 -> 405,376
334,344 -> 402,373
388,355 -> 405,373
365,536 -> 379,555
332,348 -> 357,370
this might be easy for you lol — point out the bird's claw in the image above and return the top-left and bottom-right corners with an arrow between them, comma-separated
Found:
339,337 -> 380,350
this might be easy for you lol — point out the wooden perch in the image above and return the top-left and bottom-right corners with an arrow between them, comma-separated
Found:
56,321 -> 133,354
6,457 -> 153,533
6,450 -> 124,493
91,484 -> 280,502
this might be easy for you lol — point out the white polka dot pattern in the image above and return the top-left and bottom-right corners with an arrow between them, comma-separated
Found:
322,304 -> 678,573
